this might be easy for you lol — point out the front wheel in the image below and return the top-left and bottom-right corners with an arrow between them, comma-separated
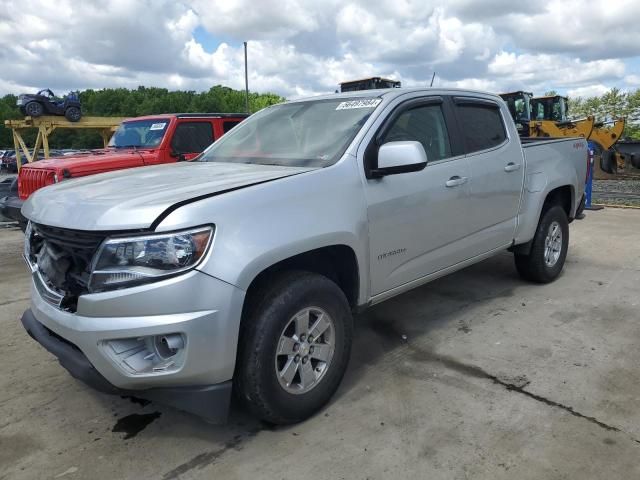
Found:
235,271 -> 353,424
514,205 -> 569,283
64,106 -> 81,122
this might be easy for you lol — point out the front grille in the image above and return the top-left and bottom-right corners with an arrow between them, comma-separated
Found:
34,271 -> 64,307
28,223 -> 107,310
18,168 -> 56,199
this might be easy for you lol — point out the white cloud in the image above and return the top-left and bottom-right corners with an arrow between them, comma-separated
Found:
0,0 -> 637,99
488,51 -> 626,92
567,84 -> 611,98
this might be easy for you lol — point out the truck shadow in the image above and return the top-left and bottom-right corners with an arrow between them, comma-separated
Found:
335,251 -> 520,400
101,252 -> 524,459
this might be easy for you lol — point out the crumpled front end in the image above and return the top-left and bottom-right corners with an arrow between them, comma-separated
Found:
21,221 -> 246,421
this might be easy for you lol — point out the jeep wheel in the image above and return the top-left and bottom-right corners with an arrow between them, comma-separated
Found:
25,101 -> 43,117
514,205 -> 569,283
64,106 -> 81,122
235,271 -> 353,424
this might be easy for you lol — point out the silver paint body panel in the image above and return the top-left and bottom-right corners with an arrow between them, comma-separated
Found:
22,88 -> 587,389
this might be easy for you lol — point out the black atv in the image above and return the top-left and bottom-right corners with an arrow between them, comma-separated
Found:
16,89 -> 82,122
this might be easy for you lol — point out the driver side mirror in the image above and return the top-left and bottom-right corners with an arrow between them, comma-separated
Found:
369,141 -> 428,178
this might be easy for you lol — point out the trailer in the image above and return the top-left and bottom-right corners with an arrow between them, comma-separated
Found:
4,115 -> 125,171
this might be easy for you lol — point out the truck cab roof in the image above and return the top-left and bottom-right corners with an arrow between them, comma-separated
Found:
292,87 -> 505,104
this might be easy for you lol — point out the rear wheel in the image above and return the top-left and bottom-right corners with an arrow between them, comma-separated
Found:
514,205 -> 569,283
25,101 -> 43,117
631,153 -> 640,170
64,106 -> 81,122
235,271 -> 353,424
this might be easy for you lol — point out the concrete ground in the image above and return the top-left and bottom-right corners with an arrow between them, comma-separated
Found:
1,209 -> 639,480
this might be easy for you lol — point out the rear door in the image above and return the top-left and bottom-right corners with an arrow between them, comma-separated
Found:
362,95 -> 473,295
452,97 -> 525,254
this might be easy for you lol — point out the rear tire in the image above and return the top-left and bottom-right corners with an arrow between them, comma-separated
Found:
515,205 -> 569,283
235,271 -> 353,424
25,101 -> 43,117
631,153 -> 640,170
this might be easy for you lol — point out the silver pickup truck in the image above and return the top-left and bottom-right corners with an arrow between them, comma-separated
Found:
20,88 -> 588,424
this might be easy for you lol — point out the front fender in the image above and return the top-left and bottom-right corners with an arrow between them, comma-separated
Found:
157,158 -> 371,305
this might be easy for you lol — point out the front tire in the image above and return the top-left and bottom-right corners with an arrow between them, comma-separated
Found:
235,271 -> 353,424
514,205 -> 569,283
64,106 -> 81,122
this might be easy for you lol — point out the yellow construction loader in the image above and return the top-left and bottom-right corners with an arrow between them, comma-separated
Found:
531,95 -> 626,174
500,92 -> 626,174
499,92 -> 594,139
529,95 -> 595,140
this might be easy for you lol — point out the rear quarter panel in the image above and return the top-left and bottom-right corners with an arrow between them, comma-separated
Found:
515,138 -> 587,244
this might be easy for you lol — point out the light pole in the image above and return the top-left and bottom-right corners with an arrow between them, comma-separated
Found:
244,41 -> 249,113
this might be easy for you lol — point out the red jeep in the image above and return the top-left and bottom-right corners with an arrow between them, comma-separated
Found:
16,113 -> 248,202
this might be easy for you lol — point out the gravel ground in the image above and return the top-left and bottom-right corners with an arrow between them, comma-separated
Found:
592,178 -> 640,207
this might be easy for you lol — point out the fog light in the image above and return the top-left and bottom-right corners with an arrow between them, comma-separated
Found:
156,334 -> 185,358
102,333 -> 186,375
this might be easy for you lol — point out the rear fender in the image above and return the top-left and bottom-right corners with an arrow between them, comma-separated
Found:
515,177 -> 576,245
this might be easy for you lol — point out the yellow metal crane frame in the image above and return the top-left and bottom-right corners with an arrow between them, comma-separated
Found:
529,117 -> 595,139
4,115 -> 125,171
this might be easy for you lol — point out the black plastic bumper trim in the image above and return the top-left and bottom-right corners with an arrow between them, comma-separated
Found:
21,309 -> 232,422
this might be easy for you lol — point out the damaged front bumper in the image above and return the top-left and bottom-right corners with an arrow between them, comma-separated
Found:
21,309 -> 232,421
21,267 -> 246,422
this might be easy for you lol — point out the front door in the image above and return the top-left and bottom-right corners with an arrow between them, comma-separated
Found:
363,97 -> 473,296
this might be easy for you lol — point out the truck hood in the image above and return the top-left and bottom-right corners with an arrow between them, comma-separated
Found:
25,148 -> 153,176
22,162 -> 316,230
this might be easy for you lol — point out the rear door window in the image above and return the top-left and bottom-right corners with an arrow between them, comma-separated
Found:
171,122 -> 214,153
454,102 -> 507,154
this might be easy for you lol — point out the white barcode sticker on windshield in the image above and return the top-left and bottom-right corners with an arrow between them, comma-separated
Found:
149,122 -> 166,130
336,99 -> 382,110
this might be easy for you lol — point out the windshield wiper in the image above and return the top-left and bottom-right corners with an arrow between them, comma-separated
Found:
113,145 -> 140,149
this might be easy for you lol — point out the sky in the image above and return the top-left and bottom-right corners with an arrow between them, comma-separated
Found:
0,0 -> 639,100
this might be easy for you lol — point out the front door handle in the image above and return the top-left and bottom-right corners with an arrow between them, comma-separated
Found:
504,162 -> 521,172
445,176 -> 468,187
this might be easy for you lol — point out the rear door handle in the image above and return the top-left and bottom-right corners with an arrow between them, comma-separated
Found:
504,162 -> 521,172
445,176 -> 468,187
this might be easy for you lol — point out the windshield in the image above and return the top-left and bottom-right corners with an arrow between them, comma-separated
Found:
198,98 -> 381,168
109,119 -> 170,148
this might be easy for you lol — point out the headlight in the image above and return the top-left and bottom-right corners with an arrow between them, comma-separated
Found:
89,226 -> 213,292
